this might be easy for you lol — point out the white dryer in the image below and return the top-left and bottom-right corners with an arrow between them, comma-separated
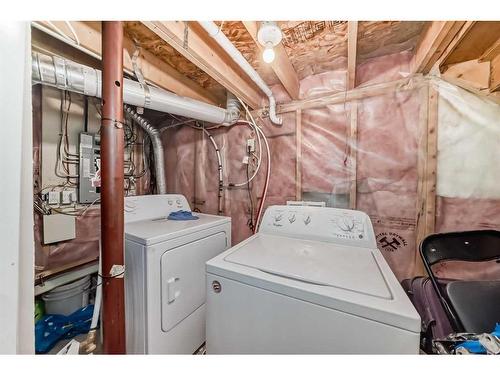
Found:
206,205 -> 420,354
124,194 -> 231,354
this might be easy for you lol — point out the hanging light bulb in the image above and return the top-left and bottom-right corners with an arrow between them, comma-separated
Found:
262,42 -> 276,63
257,21 -> 282,65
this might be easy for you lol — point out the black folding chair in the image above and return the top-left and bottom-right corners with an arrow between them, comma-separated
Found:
420,230 -> 500,334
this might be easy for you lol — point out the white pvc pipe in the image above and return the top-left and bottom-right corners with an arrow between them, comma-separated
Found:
31,51 -> 239,125
198,21 -> 283,125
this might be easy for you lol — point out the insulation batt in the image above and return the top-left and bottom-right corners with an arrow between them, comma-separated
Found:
162,51 -> 500,281
34,51 -> 500,282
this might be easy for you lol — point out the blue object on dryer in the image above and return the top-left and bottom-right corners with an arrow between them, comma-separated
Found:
167,210 -> 199,221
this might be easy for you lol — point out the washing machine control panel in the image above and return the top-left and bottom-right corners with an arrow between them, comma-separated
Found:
260,205 -> 376,248
125,194 -> 191,223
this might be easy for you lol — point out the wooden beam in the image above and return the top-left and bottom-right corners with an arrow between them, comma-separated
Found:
441,22 -> 500,69
425,86 -> 439,239
491,54 -> 500,92
347,21 -> 358,90
31,27 -> 102,69
143,21 -> 265,109
252,75 -> 424,116
295,109 -> 302,201
415,84 -> 438,276
348,102 -> 358,210
33,21 -> 223,106
479,38 -> 500,62
347,21 -> 358,209
442,59 -> 490,91
414,85 -> 428,276
242,21 -> 300,100
412,21 -> 466,74
436,21 -> 477,72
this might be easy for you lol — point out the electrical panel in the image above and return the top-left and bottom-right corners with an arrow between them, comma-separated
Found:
78,132 -> 101,203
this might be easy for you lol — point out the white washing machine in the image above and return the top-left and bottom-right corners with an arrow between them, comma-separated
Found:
206,205 -> 420,354
124,194 -> 231,354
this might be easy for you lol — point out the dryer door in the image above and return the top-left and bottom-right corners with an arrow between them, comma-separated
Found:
160,231 -> 228,332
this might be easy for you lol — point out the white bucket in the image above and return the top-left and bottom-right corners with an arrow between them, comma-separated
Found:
42,275 -> 92,316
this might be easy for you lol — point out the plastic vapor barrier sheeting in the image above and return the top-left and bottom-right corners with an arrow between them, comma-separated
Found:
163,51 -> 500,281
34,51 -> 500,281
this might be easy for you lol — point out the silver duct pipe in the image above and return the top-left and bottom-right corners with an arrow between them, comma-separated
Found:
31,51 -> 240,125
124,105 -> 166,194
198,21 -> 283,125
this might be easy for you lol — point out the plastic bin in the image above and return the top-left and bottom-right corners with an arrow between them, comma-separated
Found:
42,275 -> 91,316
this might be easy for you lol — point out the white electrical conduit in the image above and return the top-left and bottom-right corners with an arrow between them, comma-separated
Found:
31,52 -> 241,126
187,124 -> 225,215
237,97 -> 271,232
198,21 -> 283,126
252,123 -> 270,232
228,120 -> 263,188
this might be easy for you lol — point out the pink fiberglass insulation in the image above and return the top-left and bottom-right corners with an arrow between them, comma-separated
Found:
356,89 -> 422,279
34,208 -> 100,276
356,51 -> 413,87
431,196 -> 500,280
35,51 -> 500,281
160,51 -> 426,280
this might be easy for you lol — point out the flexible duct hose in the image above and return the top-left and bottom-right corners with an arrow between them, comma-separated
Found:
124,105 -> 167,194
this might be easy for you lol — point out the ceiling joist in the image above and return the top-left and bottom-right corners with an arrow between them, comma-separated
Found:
440,22 -> 500,70
33,21 -> 223,106
242,21 -> 300,100
412,21 -> 467,74
252,75 -> 424,116
142,21 -> 266,109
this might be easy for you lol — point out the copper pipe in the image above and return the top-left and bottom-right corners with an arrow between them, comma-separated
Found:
101,21 -> 126,354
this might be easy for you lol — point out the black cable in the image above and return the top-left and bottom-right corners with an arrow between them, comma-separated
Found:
82,271 -> 125,293
84,96 -> 89,133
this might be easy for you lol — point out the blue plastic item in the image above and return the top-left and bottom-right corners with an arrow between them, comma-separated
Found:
455,323 -> 500,354
167,210 -> 199,221
35,305 -> 94,354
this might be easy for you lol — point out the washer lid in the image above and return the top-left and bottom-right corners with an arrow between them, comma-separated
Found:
208,233 -> 421,332
224,234 -> 391,299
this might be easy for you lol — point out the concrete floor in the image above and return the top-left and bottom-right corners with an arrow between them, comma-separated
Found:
48,330 -> 102,355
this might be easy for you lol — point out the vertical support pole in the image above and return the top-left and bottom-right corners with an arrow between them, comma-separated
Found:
295,109 -> 302,201
347,21 -> 359,209
348,101 -> 358,209
425,86 -> 439,234
101,21 -> 126,354
415,82 -> 438,275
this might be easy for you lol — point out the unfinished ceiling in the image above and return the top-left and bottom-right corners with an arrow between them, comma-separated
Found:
221,21 -> 426,79
125,21 -> 427,91
124,21 -> 226,95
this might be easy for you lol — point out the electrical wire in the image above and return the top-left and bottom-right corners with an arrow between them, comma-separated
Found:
64,21 -> 80,46
237,97 -> 271,233
226,101 -> 263,188
251,123 -> 270,233
46,21 -> 79,45
187,122 -> 225,215
246,162 -> 255,232
50,197 -> 100,217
